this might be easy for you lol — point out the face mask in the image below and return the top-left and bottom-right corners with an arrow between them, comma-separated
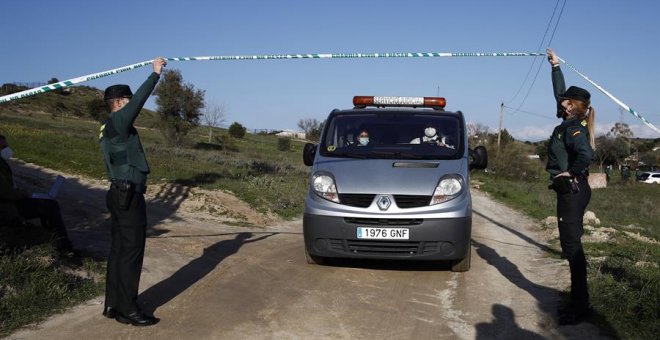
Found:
358,137 -> 369,146
424,127 -> 436,137
1,147 -> 13,160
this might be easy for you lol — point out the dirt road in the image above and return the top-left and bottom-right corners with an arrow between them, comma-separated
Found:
7,161 -> 607,339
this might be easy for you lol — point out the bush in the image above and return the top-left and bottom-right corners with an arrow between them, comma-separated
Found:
86,98 -> 109,122
228,122 -> 246,139
277,137 -> 291,151
214,135 -> 239,152
490,143 -> 545,182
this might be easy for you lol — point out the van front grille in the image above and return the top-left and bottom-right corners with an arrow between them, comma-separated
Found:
393,195 -> 431,208
339,194 -> 375,208
338,194 -> 430,209
328,239 -> 441,256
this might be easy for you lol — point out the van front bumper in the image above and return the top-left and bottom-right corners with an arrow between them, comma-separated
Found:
303,213 -> 471,261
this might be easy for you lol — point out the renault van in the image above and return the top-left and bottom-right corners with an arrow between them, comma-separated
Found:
302,96 -> 487,272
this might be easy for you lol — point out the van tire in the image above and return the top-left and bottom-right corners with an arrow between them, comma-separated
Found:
305,248 -> 325,265
451,247 -> 471,272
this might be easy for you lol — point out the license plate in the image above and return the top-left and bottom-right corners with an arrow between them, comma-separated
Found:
357,227 -> 409,240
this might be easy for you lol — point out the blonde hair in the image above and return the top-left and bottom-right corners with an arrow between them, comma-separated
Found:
568,99 -> 596,150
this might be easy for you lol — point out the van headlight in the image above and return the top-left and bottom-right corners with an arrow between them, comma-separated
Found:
312,172 -> 339,203
431,175 -> 463,205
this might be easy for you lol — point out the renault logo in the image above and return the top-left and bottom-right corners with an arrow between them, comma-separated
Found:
377,196 -> 391,211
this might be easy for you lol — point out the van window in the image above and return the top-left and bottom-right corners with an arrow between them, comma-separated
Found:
319,111 -> 463,160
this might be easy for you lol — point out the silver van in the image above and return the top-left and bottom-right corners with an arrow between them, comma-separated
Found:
302,96 -> 487,272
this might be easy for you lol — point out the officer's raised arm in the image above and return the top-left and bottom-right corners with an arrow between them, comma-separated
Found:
107,57 -> 166,133
547,48 -> 566,118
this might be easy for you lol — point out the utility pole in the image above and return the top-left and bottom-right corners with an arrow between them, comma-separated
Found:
497,101 -> 504,156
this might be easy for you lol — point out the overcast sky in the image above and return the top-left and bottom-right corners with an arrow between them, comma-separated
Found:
2,0 -> 658,141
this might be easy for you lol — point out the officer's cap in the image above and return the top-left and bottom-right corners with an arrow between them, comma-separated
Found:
558,86 -> 590,103
104,85 -> 133,101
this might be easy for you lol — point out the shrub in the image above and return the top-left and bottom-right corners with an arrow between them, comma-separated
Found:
277,137 -> 291,151
228,122 -> 246,139
86,98 -> 108,122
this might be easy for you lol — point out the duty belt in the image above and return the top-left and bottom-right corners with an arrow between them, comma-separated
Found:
110,179 -> 147,193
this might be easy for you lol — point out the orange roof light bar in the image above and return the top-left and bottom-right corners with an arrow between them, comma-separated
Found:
353,96 -> 446,108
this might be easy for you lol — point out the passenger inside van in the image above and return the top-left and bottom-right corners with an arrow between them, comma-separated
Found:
409,124 -> 455,149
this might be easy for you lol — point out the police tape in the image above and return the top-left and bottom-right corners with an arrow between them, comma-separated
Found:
0,52 -> 543,104
557,56 -> 660,135
0,59 -> 154,104
1,51 -> 657,135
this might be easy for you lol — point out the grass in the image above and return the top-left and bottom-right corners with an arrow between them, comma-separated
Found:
0,111 -> 311,219
472,170 -> 660,339
472,171 -> 659,240
0,226 -> 105,338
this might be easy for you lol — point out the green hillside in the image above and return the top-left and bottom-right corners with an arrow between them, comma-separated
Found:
0,84 -> 161,128
0,86 -> 310,219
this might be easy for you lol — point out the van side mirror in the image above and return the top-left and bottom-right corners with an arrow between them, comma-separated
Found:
469,146 -> 488,170
303,143 -> 317,166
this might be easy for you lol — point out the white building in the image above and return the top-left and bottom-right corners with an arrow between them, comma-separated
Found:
276,130 -> 306,139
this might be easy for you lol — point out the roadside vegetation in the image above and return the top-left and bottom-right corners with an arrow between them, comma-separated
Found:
0,225 -> 105,338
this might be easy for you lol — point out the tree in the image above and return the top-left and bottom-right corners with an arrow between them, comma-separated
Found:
228,122 -> 246,139
154,69 -> 205,147
535,139 -> 550,162
595,135 -> 627,169
87,97 -> 109,122
467,122 -> 490,147
607,122 -> 633,139
497,128 -> 515,147
47,77 -> 66,94
297,118 -> 323,140
203,103 -> 226,143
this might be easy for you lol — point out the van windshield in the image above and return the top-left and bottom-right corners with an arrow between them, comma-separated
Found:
319,111 -> 463,160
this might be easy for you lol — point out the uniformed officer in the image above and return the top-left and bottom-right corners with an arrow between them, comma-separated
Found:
546,48 -> 596,325
99,57 -> 166,326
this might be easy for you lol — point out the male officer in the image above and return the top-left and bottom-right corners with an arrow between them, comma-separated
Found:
99,57 -> 166,326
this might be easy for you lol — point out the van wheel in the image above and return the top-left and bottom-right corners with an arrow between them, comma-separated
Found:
305,248 -> 325,265
451,247 -> 471,272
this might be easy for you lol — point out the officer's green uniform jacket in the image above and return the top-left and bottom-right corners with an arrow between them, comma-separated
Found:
99,72 -> 160,186
546,66 -> 593,177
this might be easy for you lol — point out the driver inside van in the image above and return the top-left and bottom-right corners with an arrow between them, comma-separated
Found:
410,124 -> 455,149
355,129 -> 370,146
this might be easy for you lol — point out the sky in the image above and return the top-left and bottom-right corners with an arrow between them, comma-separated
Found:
1,0 -> 659,141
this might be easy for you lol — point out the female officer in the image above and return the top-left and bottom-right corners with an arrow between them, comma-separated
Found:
546,48 -> 596,325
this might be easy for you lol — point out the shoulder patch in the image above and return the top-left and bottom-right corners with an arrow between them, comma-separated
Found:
572,130 -> 581,137
98,124 -> 106,140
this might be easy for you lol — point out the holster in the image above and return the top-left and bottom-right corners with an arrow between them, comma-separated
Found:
549,176 -> 580,194
111,180 -> 135,210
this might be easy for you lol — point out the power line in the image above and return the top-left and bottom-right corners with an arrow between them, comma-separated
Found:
502,104 -> 554,120
507,0 -> 566,114
507,0 -> 561,104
